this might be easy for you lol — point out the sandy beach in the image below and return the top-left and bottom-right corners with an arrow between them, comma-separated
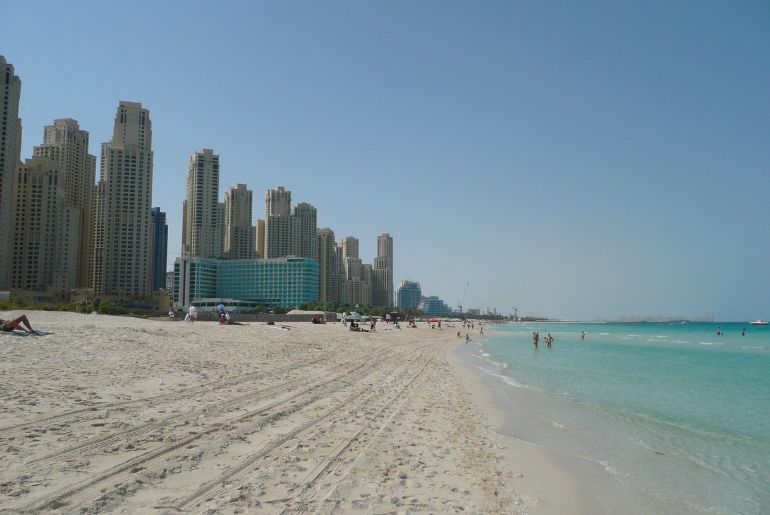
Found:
0,311 -> 580,513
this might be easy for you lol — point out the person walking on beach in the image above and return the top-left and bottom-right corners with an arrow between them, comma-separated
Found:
1,314 -> 37,334
465,333 -> 471,343
187,305 -> 197,322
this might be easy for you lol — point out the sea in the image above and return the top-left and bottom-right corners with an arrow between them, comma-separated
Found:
465,321 -> 769,514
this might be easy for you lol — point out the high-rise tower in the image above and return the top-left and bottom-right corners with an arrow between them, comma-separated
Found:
151,207 -> 168,290
291,202 -> 318,260
317,228 -> 338,304
182,149 -> 220,258
341,236 -> 359,260
373,233 -> 394,307
265,186 -> 291,258
224,184 -> 255,259
0,56 -> 22,289
92,101 -> 154,297
32,118 -> 96,287
12,156 -> 78,292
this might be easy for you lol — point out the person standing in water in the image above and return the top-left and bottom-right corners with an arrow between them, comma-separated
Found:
581,331 -> 586,340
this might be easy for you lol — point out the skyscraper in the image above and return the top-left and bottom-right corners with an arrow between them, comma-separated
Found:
291,202 -> 318,260
151,207 -> 168,290
32,118 -> 97,287
182,149 -> 220,258
373,233 -> 394,307
12,156 -> 78,292
341,236 -> 359,260
255,219 -> 265,258
265,186 -> 291,258
0,56 -> 22,289
317,228 -> 339,304
92,101 -> 154,297
224,183 -> 255,259
264,187 -> 318,260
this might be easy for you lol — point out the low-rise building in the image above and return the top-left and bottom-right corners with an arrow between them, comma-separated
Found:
419,295 -> 453,316
173,256 -> 319,310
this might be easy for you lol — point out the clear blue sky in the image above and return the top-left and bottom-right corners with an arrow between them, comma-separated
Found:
4,0 -> 769,320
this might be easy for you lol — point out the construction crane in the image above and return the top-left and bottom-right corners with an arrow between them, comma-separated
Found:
457,281 -> 470,314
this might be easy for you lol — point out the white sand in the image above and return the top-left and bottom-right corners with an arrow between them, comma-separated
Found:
0,311 -> 573,513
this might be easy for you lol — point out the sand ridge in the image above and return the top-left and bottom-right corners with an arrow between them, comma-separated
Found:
0,311 -> 524,513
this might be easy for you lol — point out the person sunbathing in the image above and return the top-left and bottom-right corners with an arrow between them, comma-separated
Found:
1,314 -> 37,334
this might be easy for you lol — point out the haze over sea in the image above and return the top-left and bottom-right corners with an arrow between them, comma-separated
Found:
472,322 -> 769,514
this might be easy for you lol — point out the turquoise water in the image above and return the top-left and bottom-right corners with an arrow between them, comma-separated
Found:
479,322 -> 770,514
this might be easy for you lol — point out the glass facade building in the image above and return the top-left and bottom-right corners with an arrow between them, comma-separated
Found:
174,256 -> 319,310
396,280 -> 422,308
418,295 -> 453,316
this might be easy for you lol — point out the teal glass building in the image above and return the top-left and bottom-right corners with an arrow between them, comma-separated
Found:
174,256 -> 319,310
396,280 -> 422,308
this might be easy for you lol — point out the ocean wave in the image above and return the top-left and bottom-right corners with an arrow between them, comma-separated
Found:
741,346 -> 764,350
698,342 -> 725,346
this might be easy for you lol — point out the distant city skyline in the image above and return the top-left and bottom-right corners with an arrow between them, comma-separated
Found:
3,1 -> 769,319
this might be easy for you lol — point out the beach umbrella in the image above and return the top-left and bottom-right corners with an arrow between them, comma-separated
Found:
216,304 -> 225,313
349,311 -> 362,320
428,318 -> 439,323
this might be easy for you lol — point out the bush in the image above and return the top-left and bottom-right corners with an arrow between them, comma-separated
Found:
97,300 -> 125,315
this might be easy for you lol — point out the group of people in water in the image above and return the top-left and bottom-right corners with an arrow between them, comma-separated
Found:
532,331 -> 555,349
455,320 -> 484,343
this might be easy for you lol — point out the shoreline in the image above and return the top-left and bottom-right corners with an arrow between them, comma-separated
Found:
449,343 -> 590,515
453,331 -> 728,515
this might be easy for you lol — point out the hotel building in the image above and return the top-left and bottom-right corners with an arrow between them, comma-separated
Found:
224,183 -> 255,259
11,156 -> 78,292
317,228 -> 339,304
373,233 -> 393,307
419,295 -> 453,316
182,149 -> 220,258
92,101 -> 154,297
0,56 -> 22,289
173,256 -> 319,310
32,118 -> 97,288
397,280 -> 422,308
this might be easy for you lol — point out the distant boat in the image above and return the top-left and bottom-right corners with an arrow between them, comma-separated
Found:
750,320 -> 768,325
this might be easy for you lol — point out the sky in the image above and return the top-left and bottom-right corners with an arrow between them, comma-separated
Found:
3,0 -> 769,320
